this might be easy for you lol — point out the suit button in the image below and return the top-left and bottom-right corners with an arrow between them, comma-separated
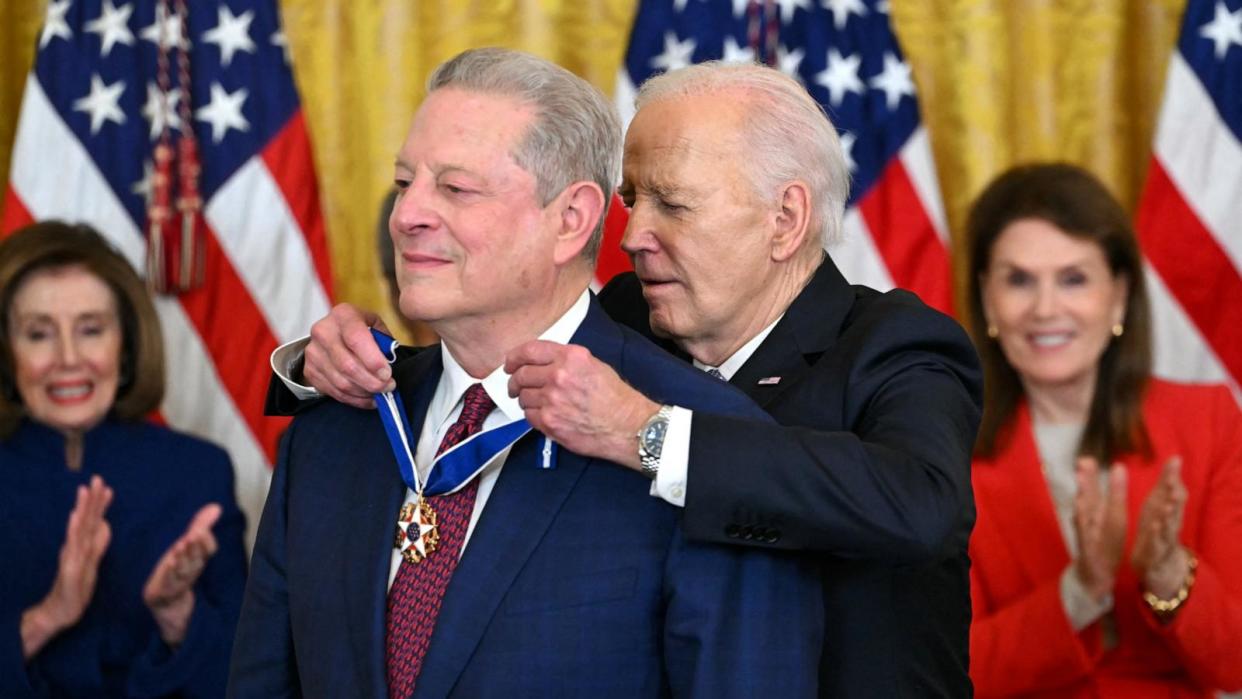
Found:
725,524 -> 741,538
741,526 -> 755,540
764,529 -> 781,544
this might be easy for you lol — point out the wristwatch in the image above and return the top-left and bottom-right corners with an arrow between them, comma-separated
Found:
637,405 -> 674,479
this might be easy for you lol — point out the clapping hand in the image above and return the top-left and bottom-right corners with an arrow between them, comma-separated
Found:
21,476 -> 114,659
142,503 -> 222,646
1131,456 -> 1190,599
1072,457 -> 1128,602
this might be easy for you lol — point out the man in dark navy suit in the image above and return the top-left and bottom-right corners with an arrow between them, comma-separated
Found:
229,49 -> 823,699
280,62 -> 983,697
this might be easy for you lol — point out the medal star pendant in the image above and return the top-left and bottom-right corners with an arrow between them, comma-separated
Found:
394,498 -> 440,564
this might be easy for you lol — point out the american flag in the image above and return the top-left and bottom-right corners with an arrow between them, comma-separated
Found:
2,0 -> 333,543
1136,0 -> 1242,395
613,0 -> 953,314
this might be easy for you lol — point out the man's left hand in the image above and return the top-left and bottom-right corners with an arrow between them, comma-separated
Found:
505,341 -> 659,471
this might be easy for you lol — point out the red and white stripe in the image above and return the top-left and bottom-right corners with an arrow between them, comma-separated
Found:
834,126 -> 953,315
1136,53 -> 1240,395
3,74 -> 332,545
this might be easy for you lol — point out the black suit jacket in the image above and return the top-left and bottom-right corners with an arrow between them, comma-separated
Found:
600,258 -> 982,698
265,259 -> 982,697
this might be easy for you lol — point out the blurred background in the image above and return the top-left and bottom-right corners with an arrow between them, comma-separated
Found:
6,0 -> 1237,552
0,0 -> 1187,330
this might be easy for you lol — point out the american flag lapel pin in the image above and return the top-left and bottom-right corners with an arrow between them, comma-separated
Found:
757,376 -> 781,385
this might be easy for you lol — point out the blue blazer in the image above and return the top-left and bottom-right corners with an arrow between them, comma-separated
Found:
229,298 -> 823,698
0,419 -> 247,698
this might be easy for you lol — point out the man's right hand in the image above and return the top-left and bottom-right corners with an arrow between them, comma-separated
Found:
304,303 -> 396,409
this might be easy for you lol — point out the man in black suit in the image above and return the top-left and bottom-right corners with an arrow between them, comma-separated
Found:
277,61 -> 982,697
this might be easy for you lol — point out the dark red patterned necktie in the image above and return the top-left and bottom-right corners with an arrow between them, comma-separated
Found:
385,383 -> 495,699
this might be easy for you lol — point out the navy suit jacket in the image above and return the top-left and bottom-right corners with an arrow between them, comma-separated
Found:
232,298 -> 823,698
601,258 -> 983,697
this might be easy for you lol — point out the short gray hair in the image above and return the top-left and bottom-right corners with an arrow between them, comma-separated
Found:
428,48 -> 621,261
635,62 -> 850,247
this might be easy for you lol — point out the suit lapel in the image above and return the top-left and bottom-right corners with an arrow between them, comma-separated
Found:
976,402 -> 1070,586
411,300 -> 619,698
412,440 -> 591,697
731,257 -> 851,407
343,348 -> 443,694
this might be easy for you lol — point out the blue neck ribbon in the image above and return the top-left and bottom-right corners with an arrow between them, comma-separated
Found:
368,329 -> 556,497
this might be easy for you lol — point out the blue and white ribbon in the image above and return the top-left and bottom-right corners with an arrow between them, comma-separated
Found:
369,329 -> 556,499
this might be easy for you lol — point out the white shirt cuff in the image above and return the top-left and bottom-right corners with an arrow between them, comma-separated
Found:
648,406 -> 691,507
270,336 -> 320,401
1060,565 -> 1113,631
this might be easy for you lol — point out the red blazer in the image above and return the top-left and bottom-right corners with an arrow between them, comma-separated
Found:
969,379 -> 1242,698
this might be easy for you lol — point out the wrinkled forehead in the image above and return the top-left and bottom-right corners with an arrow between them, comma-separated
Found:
623,98 -> 747,181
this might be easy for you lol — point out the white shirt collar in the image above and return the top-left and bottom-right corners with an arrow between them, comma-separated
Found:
693,313 -> 785,381
432,289 -> 592,427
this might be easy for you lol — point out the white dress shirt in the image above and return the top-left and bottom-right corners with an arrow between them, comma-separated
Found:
650,314 -> 784,507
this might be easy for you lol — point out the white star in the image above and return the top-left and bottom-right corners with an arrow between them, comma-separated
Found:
869,52 -> 915,110
141,82 -> 181,140
84,0 -> 134,56
775,0 -> 811,24
673,0 -> 690,12
202,5 -> 256,67
815,48 -> 864,106
73,74 -> 126,135
40,0 -> 73,49
777,44 -> 805,80
650,32 -> 697,72
839,131 -> 857,172
139,4 -> 188,50
132,159 -> 154,203
822,0 -> 867,30
408,518 -> 436,558
732,0 -> 750,19
1200,1 -> 1242,60
721,36 -> 756,64
270,28 -> 291,64
875,0 -> 891,13
195,82 -> 250,143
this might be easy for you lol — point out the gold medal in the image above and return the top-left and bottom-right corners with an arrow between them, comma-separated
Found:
393,496 -> 440,564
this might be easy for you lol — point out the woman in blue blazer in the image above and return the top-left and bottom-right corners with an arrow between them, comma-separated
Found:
0,222 -> 246,698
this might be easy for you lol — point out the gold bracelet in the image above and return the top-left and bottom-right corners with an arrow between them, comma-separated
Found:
1142,550 -> 1198,616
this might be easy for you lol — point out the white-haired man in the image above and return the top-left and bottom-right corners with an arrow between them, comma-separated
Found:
233,49 -> 823,699
276,61 -> 982,697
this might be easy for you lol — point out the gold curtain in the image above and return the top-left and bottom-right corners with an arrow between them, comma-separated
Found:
890,0 -> 1185,310
0,0 -> 1186,327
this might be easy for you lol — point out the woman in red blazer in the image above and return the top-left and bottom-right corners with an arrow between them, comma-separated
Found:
963,164 -> 1242,698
